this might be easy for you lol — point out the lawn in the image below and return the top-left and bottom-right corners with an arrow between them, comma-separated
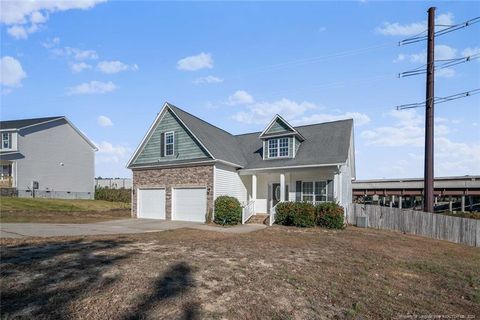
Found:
1,227 -> 478,319
0,197 -> 131,223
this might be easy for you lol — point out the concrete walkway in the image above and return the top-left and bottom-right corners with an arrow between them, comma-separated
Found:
0,219 -> 266,239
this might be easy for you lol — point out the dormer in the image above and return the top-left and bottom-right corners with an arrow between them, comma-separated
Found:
259,115 -> 305,160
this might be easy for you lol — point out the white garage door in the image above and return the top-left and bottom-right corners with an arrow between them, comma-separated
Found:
172,188 -> 207,222
138,188 -> 166,219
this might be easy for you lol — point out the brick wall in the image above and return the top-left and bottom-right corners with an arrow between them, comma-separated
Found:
132,164 -> 214,220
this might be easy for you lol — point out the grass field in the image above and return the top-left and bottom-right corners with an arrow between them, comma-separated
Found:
1,226 -> 478,319
0,197 -> 131,223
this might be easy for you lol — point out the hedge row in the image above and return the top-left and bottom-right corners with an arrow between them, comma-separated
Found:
94,187 -> 131,203
275,201 -> 344,229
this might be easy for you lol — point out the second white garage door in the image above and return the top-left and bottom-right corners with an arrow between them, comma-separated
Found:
137,188 -> 166,219
172,187 -> 207,222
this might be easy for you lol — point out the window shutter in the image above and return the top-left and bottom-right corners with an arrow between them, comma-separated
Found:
264,140 -> 268,159
295,181 -> 302,202
327,180 -> 334,202
160,132 -> 165,157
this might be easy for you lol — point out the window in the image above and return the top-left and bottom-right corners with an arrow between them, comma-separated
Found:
302,181 -> 328,203
165,131 -> 174,156
268,137 -> 289,158
268,139 -> 278,158
1,133 -> 10,149
279,137 -> 289,157
302,182 -> 314,202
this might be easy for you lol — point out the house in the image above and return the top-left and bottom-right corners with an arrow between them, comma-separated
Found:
0,116 -> 97,199
127,102 -> 355,224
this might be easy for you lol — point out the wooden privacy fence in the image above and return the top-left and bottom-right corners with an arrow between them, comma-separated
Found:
347,203 -> 480,247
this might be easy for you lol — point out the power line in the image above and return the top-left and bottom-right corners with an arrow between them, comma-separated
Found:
395,88 -> 480,110
399,16 -> 480,45
399,53 -> 480,77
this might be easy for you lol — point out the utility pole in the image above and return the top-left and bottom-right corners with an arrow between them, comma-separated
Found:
424,7 -> 435,213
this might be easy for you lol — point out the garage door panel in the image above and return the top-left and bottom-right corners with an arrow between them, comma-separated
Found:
138,189 -> 166,219
173,188 -> 207,222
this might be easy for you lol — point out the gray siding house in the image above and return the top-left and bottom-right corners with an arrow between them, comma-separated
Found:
127,102 -> 355,224
0,116 -> 97,199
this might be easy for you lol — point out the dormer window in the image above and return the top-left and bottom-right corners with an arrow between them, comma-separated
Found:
165,131 -> 174,156
268,137 -> 289,158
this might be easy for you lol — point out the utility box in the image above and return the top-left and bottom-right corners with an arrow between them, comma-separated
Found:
356,216 -> 369,228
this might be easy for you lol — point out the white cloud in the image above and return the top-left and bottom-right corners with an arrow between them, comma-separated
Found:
67,81 -> 116,95
177,52 -> 213,71
63,47 -> 98,60
0,56 -> 27,89
95,141 -> 131,164
228,90 -> 254,105
41,37 -> 60,49
376,13 -> 454,36
193,75 -> 223,85
1,0 -> 106,39
97,115 -> 113,127
70,62 -> 92,73
96,60 -> 137,74
462,47 -> 480,59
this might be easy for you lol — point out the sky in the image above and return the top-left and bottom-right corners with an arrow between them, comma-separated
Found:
1,0 -> 479,179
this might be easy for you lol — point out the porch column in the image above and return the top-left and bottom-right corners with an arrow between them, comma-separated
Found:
461,195 -> 465,212
280,173 -> 285,202
449,196 -> 453,212
398,196 -> 402,209
252,174 -> 257,213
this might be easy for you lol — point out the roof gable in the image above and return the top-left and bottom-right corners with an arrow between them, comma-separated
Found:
259,115 -> 305,141
128,105 -> 211,167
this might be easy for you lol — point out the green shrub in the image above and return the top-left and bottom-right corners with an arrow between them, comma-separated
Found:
275,201 -> 316,228
315,202 -> 345,229
214,196 -> 241,225
95,187 -> 131,203
292,202 -> 316,227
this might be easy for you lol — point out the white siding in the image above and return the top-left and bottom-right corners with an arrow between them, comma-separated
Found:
214,163 -> 247,204
16,119 -> 95,199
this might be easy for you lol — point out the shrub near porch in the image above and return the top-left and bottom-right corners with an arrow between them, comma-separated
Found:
275,201 -> 344,229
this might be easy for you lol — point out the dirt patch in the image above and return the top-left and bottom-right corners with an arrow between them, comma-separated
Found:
1,227 -> 479,319
0,209 -> 131,223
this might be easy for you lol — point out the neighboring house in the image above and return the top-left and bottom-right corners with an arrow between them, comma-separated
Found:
127,102 -> 355,223
0,116 -> 97,199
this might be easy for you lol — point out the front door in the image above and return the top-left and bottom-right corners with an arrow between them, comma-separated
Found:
272,183 -> 281,207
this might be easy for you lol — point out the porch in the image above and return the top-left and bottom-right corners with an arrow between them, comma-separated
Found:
239,166 -> 347,225
0,161 -> 15,188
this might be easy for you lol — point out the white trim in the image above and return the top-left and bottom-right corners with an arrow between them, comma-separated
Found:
267,137 -> 290,159
212,164 -> 216,220
62,117 -> 98,151
215,159 -> 244,168
131,159 -> 215,170
238,162 -> 344,174
0,129 -> 19,132
292,137 -> 296,158
164,131 -> 175,156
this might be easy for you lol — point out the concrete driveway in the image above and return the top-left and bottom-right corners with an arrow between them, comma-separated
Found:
0,219 -> 266,238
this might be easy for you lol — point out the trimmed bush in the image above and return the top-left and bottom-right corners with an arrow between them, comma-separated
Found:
315,202 -> 345,229
95,187 -> 131,203
275,201 -> 316,228
214,196 -> 241,225
292,202 -> 316,227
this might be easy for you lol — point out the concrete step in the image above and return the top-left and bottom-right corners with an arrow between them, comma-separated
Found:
246,214 -> 269,225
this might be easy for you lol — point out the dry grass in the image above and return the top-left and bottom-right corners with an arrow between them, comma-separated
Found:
1,227 -> 479,319
0,209 -> 131,223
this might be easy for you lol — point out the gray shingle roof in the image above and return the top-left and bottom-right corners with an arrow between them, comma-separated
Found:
0,116 -> 64,130
236,120 -> 353,169
167,103 -> 352,169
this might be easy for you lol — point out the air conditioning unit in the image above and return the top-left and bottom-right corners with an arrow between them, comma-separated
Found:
356,216 -> 369,228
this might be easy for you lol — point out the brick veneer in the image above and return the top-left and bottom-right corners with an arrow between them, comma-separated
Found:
132,164 -> 214,220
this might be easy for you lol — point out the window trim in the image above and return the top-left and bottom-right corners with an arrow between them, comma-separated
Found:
164,131 -> 174,156
301,180 -> 328,203
1,132 -> 11,150
267,137 -> 290,159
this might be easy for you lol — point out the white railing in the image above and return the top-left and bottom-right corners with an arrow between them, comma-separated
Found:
241,200 -> 255,224
269,203 -> 279,226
